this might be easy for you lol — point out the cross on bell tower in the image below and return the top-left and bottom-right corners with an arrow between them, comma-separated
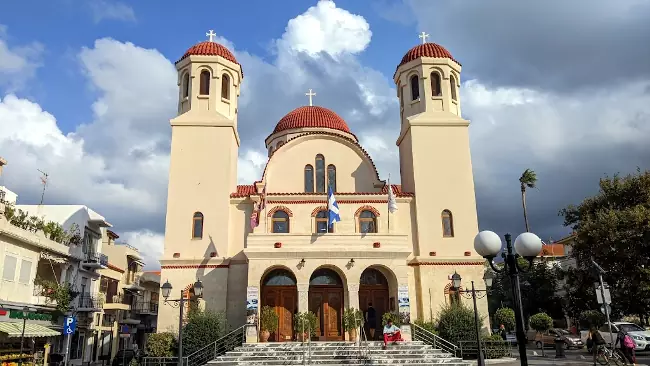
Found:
418,31 -> 430,44
305,89 -> 316,106
206,30 -> 217,42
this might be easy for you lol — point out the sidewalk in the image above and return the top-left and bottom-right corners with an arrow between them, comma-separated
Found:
472,355 -> 648,366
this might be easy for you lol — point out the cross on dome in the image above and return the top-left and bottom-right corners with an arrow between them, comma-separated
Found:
418,31 -> 430,44
206,30 -> 217,42
305,89 -> 317,106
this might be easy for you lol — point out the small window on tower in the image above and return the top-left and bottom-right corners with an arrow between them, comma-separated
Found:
182,73 -> 190,98
450,75 -> 457,101
199,70 -> 210,95
192,212 -> 204,239
327,164 -> 336,192
441,210 -> 454,237
430,72 -> 442,97
304,165 -> 314,193
410,75 -> 420,101
221,74 -> 230,100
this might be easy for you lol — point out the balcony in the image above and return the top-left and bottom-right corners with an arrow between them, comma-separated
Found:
133,301 -> 158,315
122,274 -> 144,291
118,311 -> 141,325
82,252 -> 108,269
77,294 -> 103,311
32,284 -> 56,307
102,292 -> 130,311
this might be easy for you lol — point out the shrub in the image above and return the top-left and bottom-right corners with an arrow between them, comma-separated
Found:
436,303 -> 484,345
494,308 -> 515,332
580,310 -> 605,329
482,334 -> 509,359
343,308 -> 363,331
529,312 -> 553,334
181,309 -> 226,355
413,319 -> 437,334
382,312 -> 401,326
146,332 -> 176,357
259,306 -> 278,332
294,312 -> 318,336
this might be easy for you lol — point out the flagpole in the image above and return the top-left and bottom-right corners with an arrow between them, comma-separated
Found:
387,176 -> 391,234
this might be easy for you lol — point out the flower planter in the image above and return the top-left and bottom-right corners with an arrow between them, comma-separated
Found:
274,242 -> 282,248
259,330 -> 270,342
373,242 -> 381,248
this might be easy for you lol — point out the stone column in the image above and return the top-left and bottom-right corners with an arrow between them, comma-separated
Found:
297,284 -> 309,313
347,283 -> 360,310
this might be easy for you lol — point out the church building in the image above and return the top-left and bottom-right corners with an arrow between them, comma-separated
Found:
158,31 -> 489,341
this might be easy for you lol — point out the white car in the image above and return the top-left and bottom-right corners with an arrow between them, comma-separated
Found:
582,322 -> 650,352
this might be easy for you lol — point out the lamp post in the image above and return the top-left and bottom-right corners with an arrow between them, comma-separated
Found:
450,271 -> 494,366
474,231 -> 543,366
161,279 -> 204,366
18,306 -> 30,366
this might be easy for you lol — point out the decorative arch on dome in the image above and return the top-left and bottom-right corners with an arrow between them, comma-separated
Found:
260,131 -> 382,185
267,205 -> 293,217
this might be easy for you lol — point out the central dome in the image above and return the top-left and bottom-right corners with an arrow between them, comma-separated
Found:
177,41 -> 240,66
273,106 -> 351,134
397,42 -> 460,70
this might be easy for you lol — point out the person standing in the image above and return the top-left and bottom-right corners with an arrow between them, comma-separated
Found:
499,324 -> 507,341
366,302 -> 377,340
615,329 -> 636,365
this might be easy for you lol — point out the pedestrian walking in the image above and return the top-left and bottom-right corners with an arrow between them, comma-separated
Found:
615,329 -> 636,365
588,327 -> 606,366
365,302 -> 377,340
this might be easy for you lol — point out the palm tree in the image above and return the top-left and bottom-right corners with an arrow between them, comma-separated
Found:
519,169 -> 537,232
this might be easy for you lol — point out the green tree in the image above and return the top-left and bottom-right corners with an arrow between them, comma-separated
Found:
494,307 -> 515,332
519,168 -> 537,232
579,310 -> 605,329
436,303 -> 484,345
146,332 -> 177,357
181,309 -> 227,355
529,312 -> 553,356
560,169 -> 650,321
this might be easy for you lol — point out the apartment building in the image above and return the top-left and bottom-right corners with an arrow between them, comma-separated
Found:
95,230 -> 159,362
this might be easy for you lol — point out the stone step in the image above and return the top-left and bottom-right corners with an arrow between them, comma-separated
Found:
214,353 -> 455,361
225,349 -> 450,357
209,361 -> 469,366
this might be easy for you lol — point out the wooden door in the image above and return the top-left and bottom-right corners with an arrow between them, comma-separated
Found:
359,288 -> 389,340
309,288 -> 343,340
262,286 -> 296,342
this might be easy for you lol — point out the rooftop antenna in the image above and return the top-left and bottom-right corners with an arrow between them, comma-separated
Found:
37,169 -> 49,205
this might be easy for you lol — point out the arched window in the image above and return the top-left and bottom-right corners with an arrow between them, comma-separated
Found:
410,75 -> 420,101
309,268 -> 342,286
315,210 -> 333,233
221,73 -> 230,100
192,212 -> 204,239
442,210 -> 454,237
360,268 -> 388,286
450,74 -> 457,101
430,72 -> 442,97
199,70 -> 210,95
304,165 -> 314,193
358,210 -> 377,234
315,154 -> 326,193
263,268 -> 297,286
182,73 -> 190,98
272,211 -> 290,233
327,164 -> 336,192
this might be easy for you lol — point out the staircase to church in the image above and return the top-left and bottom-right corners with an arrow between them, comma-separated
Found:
207,341 -> 471,365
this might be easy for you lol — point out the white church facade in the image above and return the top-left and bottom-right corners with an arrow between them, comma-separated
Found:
158,31 -> 489,341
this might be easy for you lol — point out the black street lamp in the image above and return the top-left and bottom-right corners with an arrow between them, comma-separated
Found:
474,231 -> 542,366
450,271 -> 494,366
161,279 -> 204,366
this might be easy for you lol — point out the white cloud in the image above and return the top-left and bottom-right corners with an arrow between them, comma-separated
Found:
0,25 -> 44,92
89,0 -> 136,23
120,230 -> 164,269
277,0 -> 371,58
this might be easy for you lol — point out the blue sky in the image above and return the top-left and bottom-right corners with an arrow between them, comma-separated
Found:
1,0 -> 649,267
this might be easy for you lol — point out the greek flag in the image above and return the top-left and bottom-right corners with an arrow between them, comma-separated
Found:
328,185 -> 340,227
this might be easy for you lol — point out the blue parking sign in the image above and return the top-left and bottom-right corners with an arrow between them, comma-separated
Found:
64,316 -> 76,335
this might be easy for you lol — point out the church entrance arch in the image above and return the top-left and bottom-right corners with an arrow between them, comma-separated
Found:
309,268 -> 344,341
261,268 -> 297,342
359,267 -> 390,341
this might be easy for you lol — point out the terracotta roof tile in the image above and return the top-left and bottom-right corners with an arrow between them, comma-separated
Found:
230,184 -> 256,198
396,43 -> 460,73
272,106 -> 350,135
177,41 -> 241,70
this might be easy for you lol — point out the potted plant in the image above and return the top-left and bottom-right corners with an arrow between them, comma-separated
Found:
343,308 -> 363,342
259,306 -> 278,342
294,311 -> 317,342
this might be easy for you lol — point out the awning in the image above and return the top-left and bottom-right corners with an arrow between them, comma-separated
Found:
0,322 -> 61,338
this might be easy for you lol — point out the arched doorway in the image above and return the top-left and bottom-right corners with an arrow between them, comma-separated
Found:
309,268 -> 344,341
359,268 -> 390,340
261,268 -> 297,342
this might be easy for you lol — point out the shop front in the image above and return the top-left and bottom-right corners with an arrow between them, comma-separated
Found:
0,307 -> 61,365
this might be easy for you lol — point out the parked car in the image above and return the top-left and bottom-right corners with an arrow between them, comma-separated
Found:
581,322 -> 650,352
535,328 -> 584,349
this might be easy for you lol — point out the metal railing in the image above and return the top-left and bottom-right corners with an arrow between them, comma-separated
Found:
77,294 -> 103,309
411,323 -> 458,356
300,319 -> 312,365
83,251 -> 109,266
133,301 -> 159,313
357,322 -> 371,364
458,340 -> 512,360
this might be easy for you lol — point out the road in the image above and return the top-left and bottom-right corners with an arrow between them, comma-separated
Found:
507,344 -> 650,365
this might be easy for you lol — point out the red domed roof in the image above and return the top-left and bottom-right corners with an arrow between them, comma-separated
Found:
177,41 -> 239,66
273,106 -> 351,134
397,42 -> 460,69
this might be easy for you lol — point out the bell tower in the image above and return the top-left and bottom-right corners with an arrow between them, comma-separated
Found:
159,31 -> 243,331
394,33 -> 479,259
